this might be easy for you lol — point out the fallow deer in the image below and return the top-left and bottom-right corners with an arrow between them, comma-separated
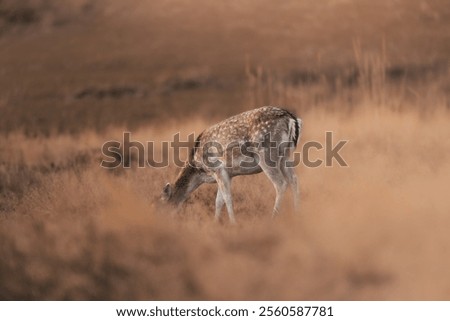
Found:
161,106 -> 302,223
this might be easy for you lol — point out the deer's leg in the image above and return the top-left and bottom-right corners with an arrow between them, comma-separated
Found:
259,162 -> 288,217
214,170 -> 235,224
215,189 -> 224,221
281,161 -> 300,213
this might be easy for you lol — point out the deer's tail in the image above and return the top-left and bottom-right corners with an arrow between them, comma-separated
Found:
287,115 -> 302,148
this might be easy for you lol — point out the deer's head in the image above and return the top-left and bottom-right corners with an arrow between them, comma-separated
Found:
161,162 -> 205,206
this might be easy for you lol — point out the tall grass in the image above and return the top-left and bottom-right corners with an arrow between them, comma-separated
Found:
1,0 -> 450,300
1,95 -> 450,299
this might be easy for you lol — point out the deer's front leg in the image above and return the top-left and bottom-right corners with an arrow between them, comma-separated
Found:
214,169 -> 235,224
215,189 -> 224,221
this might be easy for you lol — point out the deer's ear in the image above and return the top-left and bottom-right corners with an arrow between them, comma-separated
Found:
161,183 -> 172,201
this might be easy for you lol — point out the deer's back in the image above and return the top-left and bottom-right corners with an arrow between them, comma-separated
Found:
198,106 -> 295,144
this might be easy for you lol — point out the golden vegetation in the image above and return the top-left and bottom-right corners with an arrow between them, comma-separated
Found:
1,0 -> 450,300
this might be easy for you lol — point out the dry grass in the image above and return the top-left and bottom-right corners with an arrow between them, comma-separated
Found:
1,0 -> 450,300
1,105 -> 450,300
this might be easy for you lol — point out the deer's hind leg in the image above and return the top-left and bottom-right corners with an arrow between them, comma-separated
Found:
259,161 -> 288,217
281,161 -> 300,213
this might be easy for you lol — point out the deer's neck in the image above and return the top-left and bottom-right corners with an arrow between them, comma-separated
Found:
171,165 -> 205,205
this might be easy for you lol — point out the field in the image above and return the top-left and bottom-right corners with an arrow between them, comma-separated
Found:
1,0 -> 450,300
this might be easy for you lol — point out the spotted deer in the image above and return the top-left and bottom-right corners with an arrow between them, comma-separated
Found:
161,106 -> 302,223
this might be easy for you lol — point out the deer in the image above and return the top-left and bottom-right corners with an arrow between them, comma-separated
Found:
161,106 -> 302,223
